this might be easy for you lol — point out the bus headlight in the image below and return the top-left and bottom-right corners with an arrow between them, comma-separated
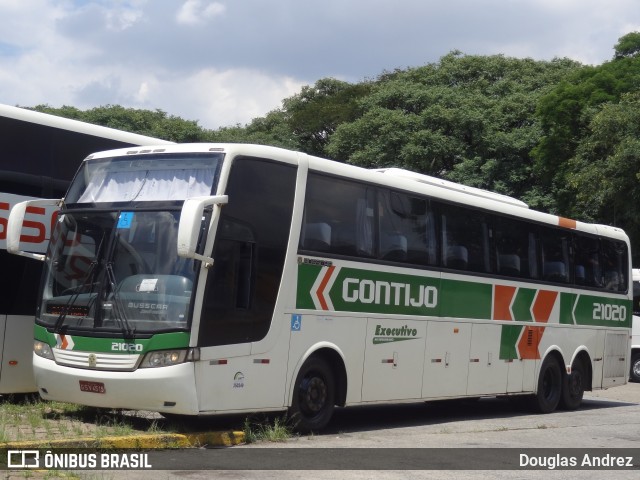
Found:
34,340 -> 54,360
139,348 -> 199,368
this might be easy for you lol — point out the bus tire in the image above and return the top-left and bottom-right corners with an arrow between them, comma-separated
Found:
630,353 -> 640,383
530,355 -> 562,413
288,356 -> 335,433
560,359 -> 585,410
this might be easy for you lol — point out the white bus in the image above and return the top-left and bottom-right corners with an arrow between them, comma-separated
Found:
0,104 -> 171,393
8,143 -> 632,430
630,269 -> 640,382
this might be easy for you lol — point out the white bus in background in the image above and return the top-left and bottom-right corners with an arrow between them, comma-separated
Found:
8,143 -> 632,430
0,104 -> 171,394
630,268 -> 640,382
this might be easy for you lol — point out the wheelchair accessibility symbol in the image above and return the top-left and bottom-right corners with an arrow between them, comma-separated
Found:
291,314 -> 302,332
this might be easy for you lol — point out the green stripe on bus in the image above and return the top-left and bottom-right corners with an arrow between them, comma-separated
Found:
499,324 -> 523,360
573,294 -> 631,328
331,267 -> 440,316
438,278 -> 491,319
34,325 -> 190,353
295,262 -> 631,328
512,288 -> 536,322
560,292 -> 577,325
296,262 -> 321,310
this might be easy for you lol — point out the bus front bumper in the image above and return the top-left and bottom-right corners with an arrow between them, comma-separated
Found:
33,354 -> 200,415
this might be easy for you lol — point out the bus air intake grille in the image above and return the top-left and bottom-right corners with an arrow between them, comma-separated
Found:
53,349 -> 140,371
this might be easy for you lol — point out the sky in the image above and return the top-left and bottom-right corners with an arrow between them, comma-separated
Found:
1,0 -> 639,130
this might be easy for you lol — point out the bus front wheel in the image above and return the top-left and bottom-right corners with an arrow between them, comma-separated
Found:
289,356 -> 335,433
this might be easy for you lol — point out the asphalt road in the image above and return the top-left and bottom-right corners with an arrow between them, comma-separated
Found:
47,382 -> 640,480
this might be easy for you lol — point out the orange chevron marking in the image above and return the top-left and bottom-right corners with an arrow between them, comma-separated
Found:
518,325 -> 544,360
316,266 -> 335,311
532,290 -> 558,323
493,285 -> 517,321
60,335 -> 68,350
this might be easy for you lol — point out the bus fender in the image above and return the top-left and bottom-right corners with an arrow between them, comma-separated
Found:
537,346 -> 565,379
286,342 -> 347,407
567,347 -> 590,373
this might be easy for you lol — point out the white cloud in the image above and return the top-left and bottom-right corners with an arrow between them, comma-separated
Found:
1,0 -> 639,129
176,0 -> 225,26
105,6 -> 144,31
180,68 -> 304,127
135,80 -> 152,103
130,68 -> 304,128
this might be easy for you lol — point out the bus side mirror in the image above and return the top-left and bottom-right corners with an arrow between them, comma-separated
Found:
177,195 -> 228,267
7,198 -> 61,261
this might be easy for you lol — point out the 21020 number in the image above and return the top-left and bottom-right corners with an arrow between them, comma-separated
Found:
592,303 -> 627,322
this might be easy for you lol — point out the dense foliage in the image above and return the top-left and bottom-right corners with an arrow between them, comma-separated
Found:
30,32 -> 640,261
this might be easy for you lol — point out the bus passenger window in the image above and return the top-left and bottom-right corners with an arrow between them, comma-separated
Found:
300,222 -> 332,252
574,235 -> 601,287
378,191 -> 433,265
199,158 -> 296,347
493,217 -> 538,279
541,230 -> 569,283
600,239 -> 628,292
441,204 -> 490,273
301,173 -> 375,258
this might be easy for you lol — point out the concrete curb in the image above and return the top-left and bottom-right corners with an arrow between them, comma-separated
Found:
1,430 -> 245,449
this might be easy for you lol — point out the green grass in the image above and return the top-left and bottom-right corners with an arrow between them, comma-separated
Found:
243,415 -> 293,443
1,395 -> 278,446
0,395 -> 172,444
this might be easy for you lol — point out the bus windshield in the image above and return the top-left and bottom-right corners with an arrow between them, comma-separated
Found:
38,209 -> 199,335
65,153 -> 223,204
36,152 -> 223,335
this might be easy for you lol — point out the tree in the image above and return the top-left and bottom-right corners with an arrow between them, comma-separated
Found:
31,105 -> 206,143
327,52 -> 578,209
281,78 -> 371,157
206,109 -> 299,150
533,32 -> 640,213
614,31 -> 640,59
565,92 -> 640,261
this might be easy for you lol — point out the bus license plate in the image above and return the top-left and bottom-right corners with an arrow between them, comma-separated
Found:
79,380 -> 105,394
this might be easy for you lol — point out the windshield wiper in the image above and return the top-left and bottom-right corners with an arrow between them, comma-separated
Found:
105,262 -> 135,338
53,260 -> 99,333
52,230 -> 107,333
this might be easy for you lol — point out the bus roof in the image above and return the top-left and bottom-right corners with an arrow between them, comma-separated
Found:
373,168 -> 529,209
0,104 -> 173,147
78,142 -> 631,244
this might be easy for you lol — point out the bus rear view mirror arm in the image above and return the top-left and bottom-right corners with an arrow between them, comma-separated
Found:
7,198 -> 61,261
177,195 -> 228,267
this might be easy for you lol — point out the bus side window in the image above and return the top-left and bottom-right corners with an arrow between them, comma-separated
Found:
300,222 -> 332,252
441,203 -> 490,273
492,216 -> 538,279
573,234 -> 601,287
214,219 -> 256,309
541,230 -> 570,283
300,173 -> 375,258
378,190 -> 433,265
199,158 -> 296,347
633,280 -> 640,315
600,239 -> 628,292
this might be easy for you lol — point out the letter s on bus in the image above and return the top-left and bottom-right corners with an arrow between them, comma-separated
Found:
0,202 -> 8,240
21,206 -> 47,244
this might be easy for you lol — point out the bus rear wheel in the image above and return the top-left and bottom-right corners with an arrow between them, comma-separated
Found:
289,356 -> 335,433
530,355 -> 562,413
560,360 -> 585,410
